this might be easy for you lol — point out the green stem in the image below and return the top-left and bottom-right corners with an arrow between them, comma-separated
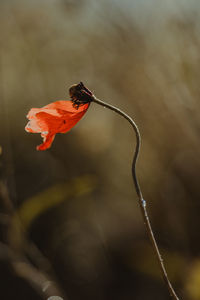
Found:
93,96 -> 180,300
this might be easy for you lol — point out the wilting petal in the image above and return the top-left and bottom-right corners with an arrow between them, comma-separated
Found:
25,100 -> 90,150
37,133 -> 55,151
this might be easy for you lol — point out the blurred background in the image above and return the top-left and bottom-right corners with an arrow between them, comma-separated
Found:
0,0 -> 200,299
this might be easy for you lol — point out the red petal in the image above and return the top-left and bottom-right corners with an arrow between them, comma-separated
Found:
25,100 -> 90,150
36,133 -> 55,151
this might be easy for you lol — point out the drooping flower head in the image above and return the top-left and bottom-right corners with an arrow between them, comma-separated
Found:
69,81 -> 94,108
25,82 -> 94,151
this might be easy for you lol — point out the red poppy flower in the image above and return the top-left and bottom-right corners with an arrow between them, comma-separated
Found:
25,100 -> 90,150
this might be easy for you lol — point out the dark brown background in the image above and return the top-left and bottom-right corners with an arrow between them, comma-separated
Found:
0,1 -> 200,299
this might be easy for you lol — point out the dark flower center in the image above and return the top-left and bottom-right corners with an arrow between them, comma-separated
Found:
69,82 -> 94,109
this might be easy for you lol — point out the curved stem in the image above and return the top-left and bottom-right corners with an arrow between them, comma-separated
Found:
92,96 -> 179,300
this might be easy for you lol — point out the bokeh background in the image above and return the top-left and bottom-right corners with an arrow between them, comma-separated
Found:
0,0 -> 200,299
